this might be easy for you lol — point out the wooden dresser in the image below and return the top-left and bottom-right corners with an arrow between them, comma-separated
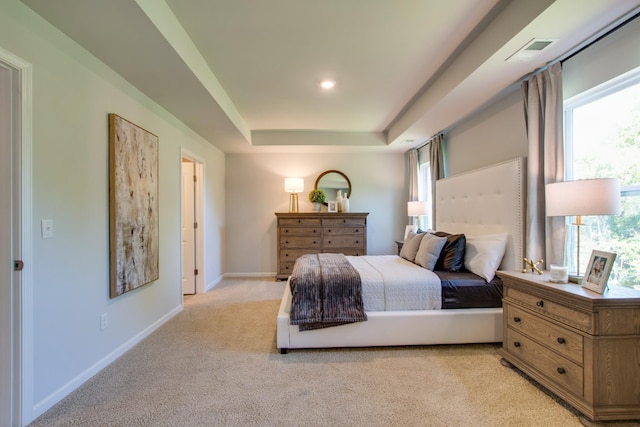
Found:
275,212 -> 368,280
497,271 -> 640,423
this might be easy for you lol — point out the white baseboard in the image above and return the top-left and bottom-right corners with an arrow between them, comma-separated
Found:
223,272 -> 276,278
31,305 -> 183,420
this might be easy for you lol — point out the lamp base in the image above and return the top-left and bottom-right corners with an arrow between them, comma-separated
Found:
288,193 -> 299,213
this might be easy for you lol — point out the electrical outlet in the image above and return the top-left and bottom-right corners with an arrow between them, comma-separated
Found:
100,313 -> 108,330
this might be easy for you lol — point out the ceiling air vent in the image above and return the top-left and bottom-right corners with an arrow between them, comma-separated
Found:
506,38 -> 558,63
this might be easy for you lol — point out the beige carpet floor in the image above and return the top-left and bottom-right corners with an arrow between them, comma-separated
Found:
29,277 -> 592,426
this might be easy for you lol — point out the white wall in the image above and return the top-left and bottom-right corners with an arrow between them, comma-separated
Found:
446,87 -> 528,176
225,152 -> 405,274
0,1 -> 225,422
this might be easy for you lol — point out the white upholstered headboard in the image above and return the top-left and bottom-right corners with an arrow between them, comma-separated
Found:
435,157 -> 525,271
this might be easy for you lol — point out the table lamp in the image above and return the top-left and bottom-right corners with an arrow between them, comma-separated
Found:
284,178 -> 304,213
408,201 -> 428,230
545,178 -> 620,282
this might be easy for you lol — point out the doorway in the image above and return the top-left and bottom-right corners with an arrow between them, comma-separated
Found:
181,155 -> 203,295
1,48 -> 31,427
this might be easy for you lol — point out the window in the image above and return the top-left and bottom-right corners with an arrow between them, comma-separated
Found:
564,68 -> 640,289
418,161 -> 432,230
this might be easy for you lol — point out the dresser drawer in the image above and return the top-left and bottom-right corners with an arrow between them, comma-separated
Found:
506,328 -> 584,397
279,249 -> 321,262
279,262 -> 295,277
278,217 -> 322,226
323,217 -> 366,227
279,235 -> 322,249
279,226 -> 321,236
323,235 -> 365,249
506,304 -> 583,365
324,226 -> 364,236
507,287 -> 593,333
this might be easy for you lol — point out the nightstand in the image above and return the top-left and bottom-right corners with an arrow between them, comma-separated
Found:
497,271 -> 640,423
395,240 -> 404,255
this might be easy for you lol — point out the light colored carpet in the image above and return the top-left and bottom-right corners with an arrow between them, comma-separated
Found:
29,277 -> 587,427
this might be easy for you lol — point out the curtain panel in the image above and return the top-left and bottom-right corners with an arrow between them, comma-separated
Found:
523,62 -> 565,267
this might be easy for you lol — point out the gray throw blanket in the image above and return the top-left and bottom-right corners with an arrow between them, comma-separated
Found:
289,253 -> 367,331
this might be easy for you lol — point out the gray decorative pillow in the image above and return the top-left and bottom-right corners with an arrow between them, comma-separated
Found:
399,232 -> 425,262
415,233 -> 447,270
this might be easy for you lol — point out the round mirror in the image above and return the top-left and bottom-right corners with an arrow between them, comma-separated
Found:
315,170 -> 351,205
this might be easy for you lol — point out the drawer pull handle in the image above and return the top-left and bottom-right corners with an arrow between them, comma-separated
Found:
557,337 -> 566,344
355,229 -> 359,232
513,317 -> 521,323
355,240 -> 359,244
557,368 -> 566,375
285,241 -> 289,244
313,241 -> 317,244
328,241 -> 331,244
536,300 -> 545,308
513,341 -> 521,348
297,219 -> 301,223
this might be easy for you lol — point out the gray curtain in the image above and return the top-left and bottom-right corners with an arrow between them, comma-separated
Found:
523,62 -> 565,267
429,134 -> 444,226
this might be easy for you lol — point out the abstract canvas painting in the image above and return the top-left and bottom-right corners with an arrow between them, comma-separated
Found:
109,114 -> 159,298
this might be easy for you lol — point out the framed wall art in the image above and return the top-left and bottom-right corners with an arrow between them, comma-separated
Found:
109,113 -> 159,298
582,250 -> 616,294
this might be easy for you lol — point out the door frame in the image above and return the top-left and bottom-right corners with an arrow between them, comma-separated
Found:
0,47 -> 33,426
180,150 -> 204,295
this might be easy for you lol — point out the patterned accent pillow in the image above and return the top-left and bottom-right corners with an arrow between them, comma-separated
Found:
415,233 -> 447,270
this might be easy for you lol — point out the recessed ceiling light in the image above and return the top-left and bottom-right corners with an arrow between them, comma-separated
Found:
320,80 -> 336,89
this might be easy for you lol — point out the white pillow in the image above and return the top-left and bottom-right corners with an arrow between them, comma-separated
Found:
464,232 -> 508,282
414,233 -> 447,270
399,232 -> 425,262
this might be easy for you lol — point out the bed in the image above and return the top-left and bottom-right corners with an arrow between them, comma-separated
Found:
276,157 -> 525,353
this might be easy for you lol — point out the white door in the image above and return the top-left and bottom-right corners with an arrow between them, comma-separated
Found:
0,60 -> 18,427
181,160 -> 197,294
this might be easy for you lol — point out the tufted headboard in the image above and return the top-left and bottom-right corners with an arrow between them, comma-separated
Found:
435,157 -> 525,271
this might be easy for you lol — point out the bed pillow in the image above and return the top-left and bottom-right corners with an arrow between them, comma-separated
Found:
414,233 -> 447,270
399,231 -> 425,262
464,232 -> 508,282
432,231 -> 466,272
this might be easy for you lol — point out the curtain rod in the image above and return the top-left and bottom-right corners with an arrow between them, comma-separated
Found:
561,9 -> 640,64
408,7 -> 640,155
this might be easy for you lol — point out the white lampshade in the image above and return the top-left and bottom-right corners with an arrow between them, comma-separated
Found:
546,178 -> 621,217
284,178 -> 304,193
407,201 -> 428,216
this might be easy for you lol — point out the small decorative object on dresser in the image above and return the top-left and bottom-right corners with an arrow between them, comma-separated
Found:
327,201 -> 338,213
497,270 -> 640,423
274,212 -> 368,280
582,250 -> 616,294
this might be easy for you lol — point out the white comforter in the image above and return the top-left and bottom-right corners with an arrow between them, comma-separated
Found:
346,255 -> 441,312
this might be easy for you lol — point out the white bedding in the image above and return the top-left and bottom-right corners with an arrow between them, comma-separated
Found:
347,255 -> 441,311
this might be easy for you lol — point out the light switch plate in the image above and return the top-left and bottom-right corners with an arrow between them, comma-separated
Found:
41,219 -> 54,239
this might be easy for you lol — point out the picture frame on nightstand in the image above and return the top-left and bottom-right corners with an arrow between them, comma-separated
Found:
582,249 -> 616,294
404,224 -> 417,240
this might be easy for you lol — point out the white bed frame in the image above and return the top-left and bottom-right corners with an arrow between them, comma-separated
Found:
277,157 -> 525,352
